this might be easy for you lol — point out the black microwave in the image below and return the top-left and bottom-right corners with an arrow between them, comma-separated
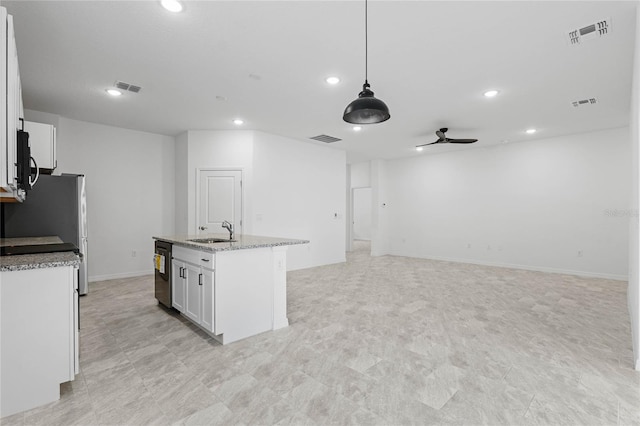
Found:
16,119 -> 39,193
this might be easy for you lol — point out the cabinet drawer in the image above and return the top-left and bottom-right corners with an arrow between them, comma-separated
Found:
199,252 -> 214,269
173,245 -> 215,269
173,245 -> 201,265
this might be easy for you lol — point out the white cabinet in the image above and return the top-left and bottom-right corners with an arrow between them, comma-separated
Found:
1,7 -> 24,201
0,265 -> 78,417
168,243 -> 288,345
184,261 -> 203,324
24,121 -> 56,171
171,259 -> 186,312
172,246 -> 216,334
201,267 -> 214,331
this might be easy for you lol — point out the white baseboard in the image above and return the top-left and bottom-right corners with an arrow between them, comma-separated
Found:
89,270 -> 153,283
389,252 -> 628,281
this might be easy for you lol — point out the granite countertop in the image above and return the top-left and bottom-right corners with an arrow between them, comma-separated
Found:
153,233 -> 309,253
0,236 -> 82,272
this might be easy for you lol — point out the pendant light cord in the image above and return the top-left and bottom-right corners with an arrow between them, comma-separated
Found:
365,0 -> 368,84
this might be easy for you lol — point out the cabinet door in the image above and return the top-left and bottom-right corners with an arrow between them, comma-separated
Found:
201,268 -> 214,333
1,9 -> 7,192
183,263 -> 202,324
171,260 -> 185,312
4,14 -> 20,192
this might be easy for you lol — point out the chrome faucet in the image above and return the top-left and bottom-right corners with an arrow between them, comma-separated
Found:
221,220 -> 234,240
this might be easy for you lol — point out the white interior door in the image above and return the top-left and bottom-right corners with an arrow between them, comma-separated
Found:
353,187 -> 372,241
198,170 -> 242,235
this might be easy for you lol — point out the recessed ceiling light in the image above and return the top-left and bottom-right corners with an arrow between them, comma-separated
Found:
105,89 -> 122,97
216,95 -> 227,102
352,126 -> 362,132
525,128 -> 537,134
483,89 -> 499,98
326,76 -> 340,85
233,119 -> 244,125
416,146 -> 424,152
160,0 -> 183,13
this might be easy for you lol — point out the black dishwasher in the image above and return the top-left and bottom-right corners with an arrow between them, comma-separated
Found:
154,240 -> 172,308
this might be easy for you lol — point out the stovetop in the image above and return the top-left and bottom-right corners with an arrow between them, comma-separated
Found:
0,243 -> 80,256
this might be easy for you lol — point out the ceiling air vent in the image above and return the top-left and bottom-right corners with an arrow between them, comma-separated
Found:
309,134 -> 342,143
567,18 -> 611,45
571,97 -> 598,108
114,80 -> 142,93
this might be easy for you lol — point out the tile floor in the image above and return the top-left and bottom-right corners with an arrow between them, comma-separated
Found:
2,241 -> 639,425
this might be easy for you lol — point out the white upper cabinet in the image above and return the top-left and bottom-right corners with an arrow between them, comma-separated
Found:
24,121 -> 56,171
1,8 -> 7,193
1,7 -> 24,201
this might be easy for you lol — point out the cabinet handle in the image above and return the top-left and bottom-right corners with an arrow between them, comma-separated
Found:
201,258 -> 210,262
198,273 -> 203,286
180,267 -> 184,278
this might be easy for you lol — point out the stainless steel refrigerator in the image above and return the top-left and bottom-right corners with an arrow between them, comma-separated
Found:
3,174 -> 89,294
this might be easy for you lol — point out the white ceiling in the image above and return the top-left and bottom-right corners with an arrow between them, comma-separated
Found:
4,1 -> 637,163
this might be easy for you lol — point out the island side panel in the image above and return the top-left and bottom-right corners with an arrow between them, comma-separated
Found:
272,246 -> 289,330
214,247 -> 274,344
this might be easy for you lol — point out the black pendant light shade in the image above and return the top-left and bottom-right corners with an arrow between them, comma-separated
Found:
343,81 -> 390,124
343,0 -> 389,125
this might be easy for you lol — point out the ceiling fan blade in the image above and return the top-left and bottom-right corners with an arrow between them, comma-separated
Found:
416,140 -> 441,147
448,139 -> 478,144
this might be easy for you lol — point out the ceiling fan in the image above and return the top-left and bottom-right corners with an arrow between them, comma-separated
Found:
416,128 -> 478,147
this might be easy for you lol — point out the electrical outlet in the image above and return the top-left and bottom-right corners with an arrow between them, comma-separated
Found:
467,243 -> 471,249
132,250 -> 137,258
577,250 -> 583,257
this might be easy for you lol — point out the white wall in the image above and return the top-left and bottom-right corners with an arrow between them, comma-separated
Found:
183,130 -> 254,236
377,127 -> 630,279
252,131 -> 346,270
628,6 -> 640,371
371,159 -> 390,256
178,130 -> 346,271
174,132 -> 188,235
51,117 -> 175,281
350,161 -> 371,188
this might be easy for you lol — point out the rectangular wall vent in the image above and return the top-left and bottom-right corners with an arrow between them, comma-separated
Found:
571,97 -> 598,108
567,18 -> 611,45
309,134 -> 342,143
114,80 -> 142,93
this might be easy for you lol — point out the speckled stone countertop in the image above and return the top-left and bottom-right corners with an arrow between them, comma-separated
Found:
0,236 -> 82,272
153,233 -> 309,253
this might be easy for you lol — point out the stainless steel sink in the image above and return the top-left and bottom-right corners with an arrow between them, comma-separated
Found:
187,238 -> 236,244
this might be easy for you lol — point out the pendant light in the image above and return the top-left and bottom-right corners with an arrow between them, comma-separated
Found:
343,0 -> 390,124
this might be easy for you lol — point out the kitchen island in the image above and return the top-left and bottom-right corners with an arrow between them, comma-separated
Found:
0,237 -> 81,418
153,234 -> 308,344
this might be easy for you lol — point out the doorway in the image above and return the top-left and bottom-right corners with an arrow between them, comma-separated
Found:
196,169 -> 242,235
352,187 -> 372,241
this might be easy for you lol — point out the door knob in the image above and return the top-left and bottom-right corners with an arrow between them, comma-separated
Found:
199,226 -> 207,231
